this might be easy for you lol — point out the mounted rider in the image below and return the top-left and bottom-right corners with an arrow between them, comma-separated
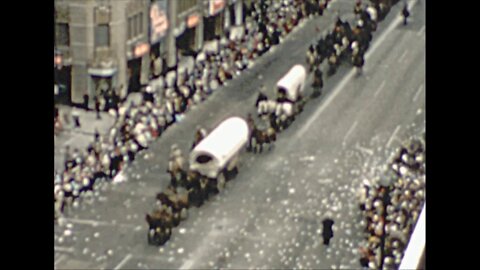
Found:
191,126 -> 208,150
255,85 -> 268,107
354,0 -> 362,16
246,113 -> 256,151
312,66 -> 324,97
167,144 -> 186,188
306,44 -> 317,72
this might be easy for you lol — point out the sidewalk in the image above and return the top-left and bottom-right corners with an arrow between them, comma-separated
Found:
54,105 -> 116,172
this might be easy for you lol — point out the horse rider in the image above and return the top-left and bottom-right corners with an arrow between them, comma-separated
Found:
247,113 -> 256,151
312,66 -> 324,97
247,113 -> 256,131
315,37 -> 327,63
334,16 -> 344,29
327,51 -> 338,76
354,0 -> 362,16
168,144 -> 185,187
402,3 -> 410,25
352,51 -> 365,74
191,126 -> 207,149
306,45 -> 316,71
256,85 -> 268,107
353,21 -> 368,53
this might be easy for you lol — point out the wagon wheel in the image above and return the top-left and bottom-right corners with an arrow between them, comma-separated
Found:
172,212 -> 181,227
180,207 -> 188,220
217,172 -> 226,192
148,229 -> 155,245
229,166 -> 239,177
174,171 -> 183,183
251,136 -> 258,153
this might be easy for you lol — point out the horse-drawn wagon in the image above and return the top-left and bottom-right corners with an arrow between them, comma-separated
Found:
189,117 -> 249,184
274,65 -> 307,129
276,64 -> 307,103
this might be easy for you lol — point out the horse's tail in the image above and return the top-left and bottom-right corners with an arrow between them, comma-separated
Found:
146,213 -> 152,224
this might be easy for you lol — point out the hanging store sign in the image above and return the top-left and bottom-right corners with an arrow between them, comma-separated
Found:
209,0 -> 225,16
150,0 -> 169,44
187,13 -> 200,28
134,42 -> 150,58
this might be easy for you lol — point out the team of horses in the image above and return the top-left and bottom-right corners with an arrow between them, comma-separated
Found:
146,123 -> 241,245
306,2 -> 383,78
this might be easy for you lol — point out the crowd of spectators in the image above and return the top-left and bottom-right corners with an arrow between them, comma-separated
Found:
357,137 -> 425,269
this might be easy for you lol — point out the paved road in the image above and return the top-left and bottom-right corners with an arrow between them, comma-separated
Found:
54,0 -> 425,269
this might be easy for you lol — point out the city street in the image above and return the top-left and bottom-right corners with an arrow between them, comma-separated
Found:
54,0 -> 425,269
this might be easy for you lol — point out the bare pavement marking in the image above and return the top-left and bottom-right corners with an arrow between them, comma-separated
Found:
413,83 -> 424,102
386,125 -> 402,148
54,246 -> 75,253
373,80 -> 386,98
343,121 -> 358,146
60,217 -> 138,229
417,25 -> 425,36
398,50 -> 409,63
54,254 -> 67,266
113,253 -> 132,270
355,144 -> 374,155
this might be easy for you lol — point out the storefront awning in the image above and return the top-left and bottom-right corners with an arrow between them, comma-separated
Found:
88,67 -> 117,77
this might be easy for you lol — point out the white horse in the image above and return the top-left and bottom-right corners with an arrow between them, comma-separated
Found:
306,50 -> 316,71
274,102 -> 294,130
257,99 -> 278,116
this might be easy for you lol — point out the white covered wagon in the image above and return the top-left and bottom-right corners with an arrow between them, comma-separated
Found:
189,117 -> 250,179
276,64 -> 307,103
273,65 -> 307,129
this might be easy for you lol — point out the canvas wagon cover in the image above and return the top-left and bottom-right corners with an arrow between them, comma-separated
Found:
190,117 -> 249,173
276,65 -> 306,101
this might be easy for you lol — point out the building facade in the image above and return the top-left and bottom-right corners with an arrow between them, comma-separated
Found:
54,0 -> 244,106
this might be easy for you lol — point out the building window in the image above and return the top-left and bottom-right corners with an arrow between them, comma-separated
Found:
55,23 -> 70,46
128,12 -> 144,41
128,17 -> 133,39
178,0 -> 196,14
95,24 -> 110,47
138,12 -> 143,35
133,15 -> 138,37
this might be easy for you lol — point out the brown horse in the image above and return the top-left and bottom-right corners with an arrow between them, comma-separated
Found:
156,187 -> 189,226
184,170 -> 208,207
250,126 -> 277,153
145,208 -> 173,246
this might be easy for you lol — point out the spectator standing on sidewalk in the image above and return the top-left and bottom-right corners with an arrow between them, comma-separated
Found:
94,128 -> 100,143
64,145 -> 71,170
72,107 -> 81,128
83,94 -> 89,110
94,96 -> 101,120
